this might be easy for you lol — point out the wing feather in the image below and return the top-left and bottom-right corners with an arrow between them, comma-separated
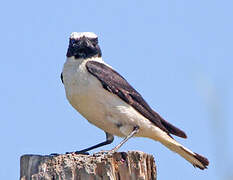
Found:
86,61 -> 186,138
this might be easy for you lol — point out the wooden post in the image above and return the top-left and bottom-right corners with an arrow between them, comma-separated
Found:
20,151 -> 156,180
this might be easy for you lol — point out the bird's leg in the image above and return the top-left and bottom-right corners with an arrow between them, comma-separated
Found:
111,126 -> 139,153
72,132 -> 114,154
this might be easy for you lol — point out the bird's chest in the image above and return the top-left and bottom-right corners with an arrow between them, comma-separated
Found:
63,62 -> 118,131
63,62 -> 101,105
63,61 -> 115,126
62,60 -> 149,137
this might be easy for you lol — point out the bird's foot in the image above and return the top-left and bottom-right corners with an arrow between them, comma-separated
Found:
65,151 -> 89,155
75,150 -> 89,155
50,153 -> 60,156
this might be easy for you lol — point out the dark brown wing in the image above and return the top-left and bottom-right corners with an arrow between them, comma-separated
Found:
152,110 -> 187,138
86,61 -> 186,138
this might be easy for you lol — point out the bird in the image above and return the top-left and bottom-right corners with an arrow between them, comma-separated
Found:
61,32 -> 209,170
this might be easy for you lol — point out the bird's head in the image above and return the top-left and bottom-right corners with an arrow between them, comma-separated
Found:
66,32 -> 102,59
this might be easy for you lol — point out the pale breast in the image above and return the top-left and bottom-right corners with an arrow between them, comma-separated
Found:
62,59 -> 156,138
62,59 -> 124,135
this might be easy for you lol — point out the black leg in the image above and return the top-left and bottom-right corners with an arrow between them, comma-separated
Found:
74,132 -> 114,154
111,126 -> 139,153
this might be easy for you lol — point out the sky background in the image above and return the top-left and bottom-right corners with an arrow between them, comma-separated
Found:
0,0 -> 233,180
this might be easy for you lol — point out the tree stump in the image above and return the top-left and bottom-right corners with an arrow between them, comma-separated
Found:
20,151 -> 156,180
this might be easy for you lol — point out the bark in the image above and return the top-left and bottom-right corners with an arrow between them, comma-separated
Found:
20,151 -> 156,180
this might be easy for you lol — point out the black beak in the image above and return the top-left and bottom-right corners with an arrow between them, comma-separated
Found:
74,37 -> 94,50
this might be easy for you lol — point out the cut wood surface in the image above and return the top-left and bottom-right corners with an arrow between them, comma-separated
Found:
20,151 -> 157,180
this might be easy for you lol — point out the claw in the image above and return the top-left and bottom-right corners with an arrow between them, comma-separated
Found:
74,151 -> 89,155
50,153 -> 60,156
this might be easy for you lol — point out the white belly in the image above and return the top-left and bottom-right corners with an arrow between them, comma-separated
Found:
62,58 -> 163,139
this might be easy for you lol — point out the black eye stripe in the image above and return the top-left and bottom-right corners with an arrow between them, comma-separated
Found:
83,37 -> 98,43
70,37 -> 98,44
67,36 -> 101,58
91,38 -> 98,44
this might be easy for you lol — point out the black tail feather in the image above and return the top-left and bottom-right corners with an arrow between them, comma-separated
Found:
194,152 -> 209,170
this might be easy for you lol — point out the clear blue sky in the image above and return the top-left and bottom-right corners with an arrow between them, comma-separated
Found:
0,1 -> 232,179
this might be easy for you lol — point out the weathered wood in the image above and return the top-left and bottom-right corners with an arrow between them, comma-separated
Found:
20,151 -> 156,180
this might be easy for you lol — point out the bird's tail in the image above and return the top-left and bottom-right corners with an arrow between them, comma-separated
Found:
159,136 -> 209,170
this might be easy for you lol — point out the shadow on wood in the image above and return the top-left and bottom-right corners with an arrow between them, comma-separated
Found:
20,151 -> 156,180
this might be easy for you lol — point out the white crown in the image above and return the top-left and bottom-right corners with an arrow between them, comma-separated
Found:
70,32 -> 98,39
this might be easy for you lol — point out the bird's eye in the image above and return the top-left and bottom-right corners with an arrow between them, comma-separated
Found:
70,39 -> 76,44
91,38 -> 98,45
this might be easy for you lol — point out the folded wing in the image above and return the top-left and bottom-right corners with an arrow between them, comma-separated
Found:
86,61 -> 186,138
